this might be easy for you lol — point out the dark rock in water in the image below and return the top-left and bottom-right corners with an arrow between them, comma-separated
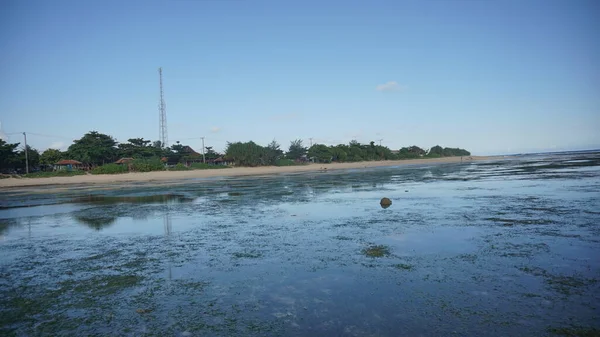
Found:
362,245 -> 391,257
405,190 -> 409,192
380,197 -> 392,209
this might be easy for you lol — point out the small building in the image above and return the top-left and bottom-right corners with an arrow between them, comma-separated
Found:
55,159 -> 84,171
182,155 -> 204,166
115,158 -> 134,170
180,146 -> 205,166
213,157 -> 231,166
182,146 -> 201,156
114,158 -> 134,165
161,156 -> 178,166
296,155 -> 310,163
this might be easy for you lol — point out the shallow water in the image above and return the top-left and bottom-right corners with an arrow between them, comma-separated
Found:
1,152 -> 600,336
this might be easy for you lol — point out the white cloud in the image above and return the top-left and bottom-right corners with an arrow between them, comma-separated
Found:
48,141 -> 68,151
376,81 -> 405,92
210,126 -> 221,133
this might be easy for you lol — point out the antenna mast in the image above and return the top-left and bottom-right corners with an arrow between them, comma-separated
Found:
158,67 -> 168,148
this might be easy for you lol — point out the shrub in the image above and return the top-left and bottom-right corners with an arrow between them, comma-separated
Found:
23,171 -> 87,178
172,163 -> 190,171
274,159 -> 298,166
190,163 -> 229,170
91,164 -> 128,175
131,158 -> 164,172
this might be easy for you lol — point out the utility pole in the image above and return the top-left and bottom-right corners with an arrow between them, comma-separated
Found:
378,138 -> 383,146
201,137 -> 206,163
23,132 -> 29,174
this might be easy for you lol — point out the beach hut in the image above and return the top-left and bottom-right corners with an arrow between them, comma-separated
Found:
115,157 -> 134,165
181,146 -> 205,166
213,157 -> 231,166
161,156 -> 180,166
55,159 -> 83,171
115,157 -> 134,170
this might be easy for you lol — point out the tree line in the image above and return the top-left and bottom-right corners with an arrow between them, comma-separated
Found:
0,130 -> 470,172
226,139 -> 470,166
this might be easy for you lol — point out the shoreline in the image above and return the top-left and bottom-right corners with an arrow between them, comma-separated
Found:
0,156 -> 501,192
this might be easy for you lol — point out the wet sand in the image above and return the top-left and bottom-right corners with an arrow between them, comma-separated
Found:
1,151 -> 598,336
0,156 -> 500,191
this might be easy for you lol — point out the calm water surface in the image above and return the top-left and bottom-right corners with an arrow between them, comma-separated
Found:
1,152 -> 599,336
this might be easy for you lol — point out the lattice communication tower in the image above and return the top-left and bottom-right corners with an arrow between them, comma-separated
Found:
158,67 -> 168,147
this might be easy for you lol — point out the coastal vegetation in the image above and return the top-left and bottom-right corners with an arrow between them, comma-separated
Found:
0,131 -> 470,175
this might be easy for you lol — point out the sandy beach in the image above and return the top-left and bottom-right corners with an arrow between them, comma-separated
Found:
0,156 -> 501,192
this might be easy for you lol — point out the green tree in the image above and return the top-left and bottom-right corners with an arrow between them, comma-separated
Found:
265,140 -> 284,165
286,139 -> 307,160
225,141 -> 267,166
408,146 -> 426,156
366,141 -> 377,160
427,145 -> 444,157
40,148 -> 64,165
204,146 -> 221,160
374,145 -> 393,160
397,147 -> 417,159
442,147 -> 471,156
0,139 -> 20,171
396,145 -> 426,159
165,141 -> 202,164
169,141 -> 187,154
331,146 -> 348,162
19,145 -> 40,168
67,131 -> 118,165
118,138 -> 160,158
308,144 -> 332,163
347,141 -> 364,162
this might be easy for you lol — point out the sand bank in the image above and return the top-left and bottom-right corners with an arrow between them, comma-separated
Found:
0,156 -> 501,192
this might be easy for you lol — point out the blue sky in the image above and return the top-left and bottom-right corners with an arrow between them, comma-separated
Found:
1,0 -> 598,155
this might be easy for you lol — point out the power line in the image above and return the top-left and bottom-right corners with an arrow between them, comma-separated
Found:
176,136 -> 204,141
27,132 -> 76,140
175,136 -> 228,143
4,131 -> 75,140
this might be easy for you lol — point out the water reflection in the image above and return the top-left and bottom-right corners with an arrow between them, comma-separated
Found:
0,220 -> 11,236
164,212 -> 173,281
0,219 -> 29,237
164,212 -> 172,235
73,194 -> 193,205
74,215 -> 117,231
0,151 -> 599,336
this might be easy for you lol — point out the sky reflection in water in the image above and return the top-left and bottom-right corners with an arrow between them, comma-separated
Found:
1,152 -> 599,336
